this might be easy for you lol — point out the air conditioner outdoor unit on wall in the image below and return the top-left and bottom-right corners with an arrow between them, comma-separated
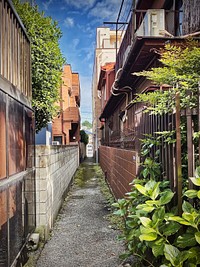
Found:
136,9 -> 165,37
52,141 -> 60,145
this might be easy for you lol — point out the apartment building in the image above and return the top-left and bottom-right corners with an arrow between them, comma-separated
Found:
52,65 -> 80,145
92,27 -> 123,159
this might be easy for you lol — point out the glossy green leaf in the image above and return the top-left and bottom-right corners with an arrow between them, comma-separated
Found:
184,190 -> 198,198
164,244 -> 180,266
112,202 -> 120,208
160,190 -> 174,205
136,204 -> 155,212
142,168 -> 149,178
168,216 -> 191,225
162,221 -> 181,236
140,217 -> 152,227
176,232 -> 197,248
182,212 -> 199,229
113,209 -> 126,216
144,180 -> 157,191
195,232 -> 200,244
141,148 -> 149,156
152,243 -> 164,257
151,182 -> 160,200
190,177 -> 200,186
145,200 -> 160,205
175,251 -> 190,266
139,232 -> 157,241
182,201 -> 194,213
134,184 -> 147,196
188,246 -> 200,259
152,206 -> 165,223
140,226 -> 157,234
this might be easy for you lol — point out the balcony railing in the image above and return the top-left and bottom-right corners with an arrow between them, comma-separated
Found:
115,14 -> 134,71
63,107 -> 80,122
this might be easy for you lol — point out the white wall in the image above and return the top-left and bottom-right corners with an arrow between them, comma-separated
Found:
35,145 -> 79,238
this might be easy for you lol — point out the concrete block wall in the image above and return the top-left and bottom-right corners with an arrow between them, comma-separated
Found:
35,145 -> 79,237
99,146 -> 138,199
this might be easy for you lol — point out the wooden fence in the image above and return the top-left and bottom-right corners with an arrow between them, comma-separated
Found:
0,0 -> 31,99
133,92 -> 200,207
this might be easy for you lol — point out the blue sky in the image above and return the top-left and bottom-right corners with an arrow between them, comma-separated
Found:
35,0 -> 125,123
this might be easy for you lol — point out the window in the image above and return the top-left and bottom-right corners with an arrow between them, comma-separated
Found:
54,136 -> 62,144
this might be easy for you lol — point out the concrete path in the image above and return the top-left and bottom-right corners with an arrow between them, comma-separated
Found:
36,160 -> 124,267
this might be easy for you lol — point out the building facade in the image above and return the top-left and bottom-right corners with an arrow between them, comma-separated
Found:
92,27 -> 123,159
0,0 -> 35,266
52,65 -> 81,145
96,0 -> 200,198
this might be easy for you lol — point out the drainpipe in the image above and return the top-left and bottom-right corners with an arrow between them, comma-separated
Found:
96,123 -> 98,164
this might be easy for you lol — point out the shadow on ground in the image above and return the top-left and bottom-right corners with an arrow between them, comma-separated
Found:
36,157 -> 125,267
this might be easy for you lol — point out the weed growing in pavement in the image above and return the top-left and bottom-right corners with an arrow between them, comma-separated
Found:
94,165 -> 124,230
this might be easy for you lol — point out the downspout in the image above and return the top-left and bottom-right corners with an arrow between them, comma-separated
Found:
60,83 -> 66,144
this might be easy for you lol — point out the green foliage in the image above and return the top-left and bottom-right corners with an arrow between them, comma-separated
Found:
113,132 -> 200,266
113,40 -> 200,266
113,163 -> 200,266
132,40 -> 200,115
80,130 -> 89,145
13,0 -> 65,132
82,120 -> 92,129
113,178 -> 176,266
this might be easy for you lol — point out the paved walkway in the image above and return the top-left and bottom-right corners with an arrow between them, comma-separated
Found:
36,160 -> 124,267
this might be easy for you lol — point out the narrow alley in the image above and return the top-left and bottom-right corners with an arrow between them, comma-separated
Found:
36,160 -> 124,267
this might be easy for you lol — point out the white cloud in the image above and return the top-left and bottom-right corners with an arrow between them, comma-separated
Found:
77,23 -> 94,38
79,41 -> 95,62
89,0 -> 121,21
64,17 -> 74,28
42,0 -> 53,11
72,38 -> 80,49
64,0 -> 96,10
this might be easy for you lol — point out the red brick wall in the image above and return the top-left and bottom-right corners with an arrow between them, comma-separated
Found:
99,146 -> 138,199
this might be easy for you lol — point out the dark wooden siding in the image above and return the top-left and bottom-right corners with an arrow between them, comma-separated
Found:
0,0 -> 31,99
183,0 -> 200,34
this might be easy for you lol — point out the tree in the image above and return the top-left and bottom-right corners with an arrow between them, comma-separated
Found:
80,130 -> 89,145
133,40 -> 200,114
13,0 -> 65,132
82,120 -> 92,129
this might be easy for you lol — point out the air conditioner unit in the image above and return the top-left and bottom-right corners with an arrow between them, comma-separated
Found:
52,141 -> 60,145
122,45 -> 131,66
136,9 -> 165,37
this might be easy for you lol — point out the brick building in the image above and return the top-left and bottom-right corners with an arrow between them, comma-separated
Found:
52,65 -> 81,145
